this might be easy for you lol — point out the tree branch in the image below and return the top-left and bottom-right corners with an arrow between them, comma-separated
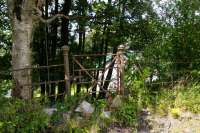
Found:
32,13 -> 112,24
33,14 -> 70,24
33,13 -> 96,24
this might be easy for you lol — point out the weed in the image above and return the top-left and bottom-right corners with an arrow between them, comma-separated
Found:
112,96 -> 138,127
0,98 -> 49,133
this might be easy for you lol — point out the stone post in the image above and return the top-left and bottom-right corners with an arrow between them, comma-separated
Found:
117,45 -> 125,95
62,45 -> 70,96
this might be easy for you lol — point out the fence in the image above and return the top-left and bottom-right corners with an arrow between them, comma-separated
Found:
125,51 -> 200,91
0,45 -> 126,101
1,46 -> 199,101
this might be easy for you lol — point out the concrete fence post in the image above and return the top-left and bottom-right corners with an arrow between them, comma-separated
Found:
62,45 -> 70,96
117,45 -> 125,95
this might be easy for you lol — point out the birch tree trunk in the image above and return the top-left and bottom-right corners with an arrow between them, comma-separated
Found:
7,0 -> 35,99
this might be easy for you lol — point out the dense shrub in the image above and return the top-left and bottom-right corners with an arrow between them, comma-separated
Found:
112,96 -> 138,127
0,98 -> 50,133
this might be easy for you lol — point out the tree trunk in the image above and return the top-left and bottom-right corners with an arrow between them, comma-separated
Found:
58,0 -> 71,100
8,0 -> 34,99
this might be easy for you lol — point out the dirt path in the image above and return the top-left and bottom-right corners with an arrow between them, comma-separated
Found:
137,109 -> 200,133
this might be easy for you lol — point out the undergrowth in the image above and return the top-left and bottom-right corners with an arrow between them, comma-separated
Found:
0,98 -> 49,133
112,96 -> 138,127
154,83 -> 200,115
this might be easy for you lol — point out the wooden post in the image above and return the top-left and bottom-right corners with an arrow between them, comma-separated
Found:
62,45 -> 70,96
117,45 -> 125,95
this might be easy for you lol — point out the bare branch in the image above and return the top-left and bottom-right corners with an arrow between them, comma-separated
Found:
33,13 -> 106,24
33,14 -> 69,24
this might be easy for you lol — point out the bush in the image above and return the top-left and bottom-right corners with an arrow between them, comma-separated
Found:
50,94 -> 81,125
155,89 -> 176,115
50,96 -> 110,132
155,83 -> 200,115
174,83 -> 200,113
113,96 -> 138,127
0,98 -> 50,133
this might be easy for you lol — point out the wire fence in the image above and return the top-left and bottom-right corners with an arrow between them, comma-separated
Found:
126,55 -> 200,91
0,51 -> 125,101
0,49 -> 199,101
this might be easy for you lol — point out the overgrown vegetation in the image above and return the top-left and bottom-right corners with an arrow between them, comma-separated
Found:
155,83 -> 200,115
112,96 -> 138,127
0,98 -> 49,133
1,0 -> 200,132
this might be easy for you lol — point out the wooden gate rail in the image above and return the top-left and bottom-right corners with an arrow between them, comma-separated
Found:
71,51 -> 122,94
2,45 -> 125,99
73,67 -> 118,72
10,64 -> 64,72
73,53 -> 117,57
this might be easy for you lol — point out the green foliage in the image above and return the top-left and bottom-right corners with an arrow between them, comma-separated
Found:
91,99 -> 112,130
94,99 -> 107,114
50,95 -> 80,125
174,84 -> 200,113
125,60 -> 152,108
1,0 -> 200,131
154,83 -> 200,115
65,119 -> 100,133
51,95 -> 116,132
0,98 -> 49,133
154,89 -> 176,116
170,108 -> 181,118
0,80 -> 13,96
112,96 -> 138,127
0,0 -> 12,80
